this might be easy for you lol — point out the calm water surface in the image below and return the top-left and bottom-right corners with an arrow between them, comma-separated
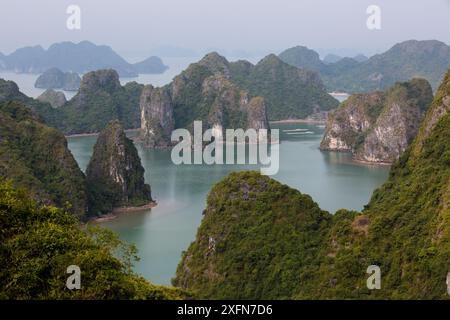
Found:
3,57 -> 372,285
67,123 -> 390,285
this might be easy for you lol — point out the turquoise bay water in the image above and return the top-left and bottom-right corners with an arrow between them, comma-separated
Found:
67,123 -> 390,285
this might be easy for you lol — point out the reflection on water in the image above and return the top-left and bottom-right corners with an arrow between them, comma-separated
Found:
67,123 -> 390,285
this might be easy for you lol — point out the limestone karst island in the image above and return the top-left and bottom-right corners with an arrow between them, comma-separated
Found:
1,1 -> 450,313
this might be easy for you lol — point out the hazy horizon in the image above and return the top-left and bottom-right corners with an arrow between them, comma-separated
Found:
1,0 -> 449,60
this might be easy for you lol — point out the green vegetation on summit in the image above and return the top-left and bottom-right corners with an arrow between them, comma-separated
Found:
173,171 -> 331,299
1,72 -> 143,135
320,78 -> 434,163
139,52 -> 338,148
56,69 -> 143,134
229,54 -> 339,120
140,53 -> 271,148
0,101 -> 88,217
86,121 -> 152,216
174,68 -> 450,299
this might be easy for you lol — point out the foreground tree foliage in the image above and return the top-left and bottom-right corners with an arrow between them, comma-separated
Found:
0,101 -> 88,218
0,181 -> 187,299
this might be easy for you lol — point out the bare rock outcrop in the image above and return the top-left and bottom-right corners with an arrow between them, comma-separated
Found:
320,78 -> 433,163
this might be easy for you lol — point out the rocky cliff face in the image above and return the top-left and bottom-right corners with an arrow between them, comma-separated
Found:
139,85 -> 174,148
86,120 -> 152,215
141,51 -> 339,147
320,78 -> 433,163
21,51 -> 337,136
0,101 -> 88,217
173,69 -> 450,299
320,92 -> 384,152
201,74 -> 251,131
140,53 -> 271,148
59,69 -> 143,134
229,53 -> 338,120
173,171 -> 331,299
246,96 -> 269,131
77,69 -> 122,94
37,89 -> 67,108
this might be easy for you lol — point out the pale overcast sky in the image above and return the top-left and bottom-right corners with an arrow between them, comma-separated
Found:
1,0 -> 449,58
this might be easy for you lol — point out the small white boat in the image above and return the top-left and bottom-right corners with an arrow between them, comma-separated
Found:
282,128 -> 309,133
285,131 -> 314,135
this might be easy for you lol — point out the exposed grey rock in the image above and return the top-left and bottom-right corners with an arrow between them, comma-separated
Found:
246,96 -> 269,131
37,89 -> 67,108
320,78 -> 433,163
139,56 -> 271,148
320,93 -> 381,152
139,85 -> 174,148
86,120 -> 152,215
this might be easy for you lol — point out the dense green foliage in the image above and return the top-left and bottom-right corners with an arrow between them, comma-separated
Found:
173,171 -> 332,299
0,101 -> 88,217
175,69 -> 450,299
171,63 -> 215,129
0,181 -> 186,299
0,78 -> 58,125
320,78 -> 434,162
55,71 -> 143,134
86,121 -> 152,216
229,54 -> 339,120
171,52 -> 338,126
170,56 -> 258,131
1,73 -> 143,135
278,46 -> 326,73
341,70 -> 450,299
279,40 -> 450,92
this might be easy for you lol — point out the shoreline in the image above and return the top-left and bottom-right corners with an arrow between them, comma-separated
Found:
270,119 -> 327,124
352,158 -> 392,166
66,128 -> 140,138
88,200 -> 157,223
320,148 -> 393,166
66,121 -> 327,138
328,92 -> 350,96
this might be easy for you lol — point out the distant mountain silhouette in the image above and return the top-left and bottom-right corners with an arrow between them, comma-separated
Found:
280,40 -> 450,92
0,41 -> 168,77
